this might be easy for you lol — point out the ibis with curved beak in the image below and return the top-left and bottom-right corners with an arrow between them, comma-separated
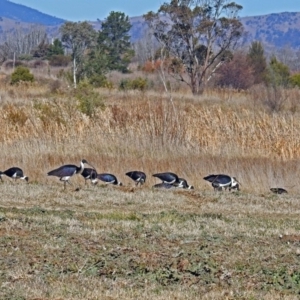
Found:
47,159 -> 95,189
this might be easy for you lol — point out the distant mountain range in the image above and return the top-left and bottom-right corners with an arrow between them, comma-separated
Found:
0,0 -> 300,51
0,0 -> 64,25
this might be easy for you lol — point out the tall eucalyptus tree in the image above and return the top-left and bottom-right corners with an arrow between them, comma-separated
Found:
144,0 -> 244,94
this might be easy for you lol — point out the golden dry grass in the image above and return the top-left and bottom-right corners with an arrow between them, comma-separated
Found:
1,72 -> 300,299
0,78 -> 300,192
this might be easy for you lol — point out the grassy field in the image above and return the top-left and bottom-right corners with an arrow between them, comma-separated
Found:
1,71 -> 300,299
1,183 -> 300,299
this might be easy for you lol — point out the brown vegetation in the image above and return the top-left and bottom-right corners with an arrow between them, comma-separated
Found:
1,67 -> 300,298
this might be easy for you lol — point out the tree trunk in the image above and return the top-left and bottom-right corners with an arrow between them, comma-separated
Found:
73,57 -> 77,89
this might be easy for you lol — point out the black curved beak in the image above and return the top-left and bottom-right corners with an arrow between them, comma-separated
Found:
87,161 -> 97,173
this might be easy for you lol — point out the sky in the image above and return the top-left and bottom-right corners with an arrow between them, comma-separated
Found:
11,0 -> 300,21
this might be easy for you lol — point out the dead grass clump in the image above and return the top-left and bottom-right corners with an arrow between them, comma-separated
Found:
48,79 -> 62,94
33,99 -> 67,129
3,103 -> 28,126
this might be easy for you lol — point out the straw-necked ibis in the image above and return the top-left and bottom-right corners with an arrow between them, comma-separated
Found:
203,174 -> 240,191
0,167 -> 28,183
125,171 -> 146,186
153,172 -> 180,185
47,159 -> 93,189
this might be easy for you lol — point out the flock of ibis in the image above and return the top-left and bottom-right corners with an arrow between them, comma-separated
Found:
0,159 -> 288,194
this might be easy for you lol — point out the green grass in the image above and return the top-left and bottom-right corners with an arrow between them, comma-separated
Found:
0,183 -> 300,299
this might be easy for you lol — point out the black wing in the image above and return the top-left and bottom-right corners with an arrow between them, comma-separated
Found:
81,168 -> 97,179
98,173 -> 118,184
47,164 -> 78,177
153,172 -> 179,183
204,174 -> 231,185
126,171 -> 146,182
4,167 -> 24,177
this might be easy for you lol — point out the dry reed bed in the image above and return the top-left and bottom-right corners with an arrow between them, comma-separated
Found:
1,89 -> 299,159
0,83 -> 299,192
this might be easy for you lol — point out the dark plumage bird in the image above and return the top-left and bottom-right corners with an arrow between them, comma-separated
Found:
0,167 -> 28,183
270,188 -> 288,194
81,168 -> 122,186
98,173 -> 122,186
152,182 -> 175,189
125,171 -> 146,186
203,174 -> 240,191
47,159 -> 92,189
176,178 -> 194,189
153,172 -> 180,185
81,168 -> 98,185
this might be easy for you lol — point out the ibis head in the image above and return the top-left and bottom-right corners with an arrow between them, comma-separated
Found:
126,171 -> 146,186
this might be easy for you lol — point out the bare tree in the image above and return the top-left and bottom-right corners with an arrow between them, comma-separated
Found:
275,46 -> 300,73
0,42 -> 11,63
144,0 -> 244,94
133,28 -> 159,66
0,25 -> 47,61
60,21 -> 96,88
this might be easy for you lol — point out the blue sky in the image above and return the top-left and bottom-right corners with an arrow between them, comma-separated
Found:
12,0 -> 300,21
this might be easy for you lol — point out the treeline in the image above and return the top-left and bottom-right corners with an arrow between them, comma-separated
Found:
1,0 -> 300,94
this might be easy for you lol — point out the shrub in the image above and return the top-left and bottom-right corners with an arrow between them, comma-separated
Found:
88,74 -> 112,88
74,81 -> 105,117
119,79 -> 130,90
290,73 -> 300,88
216,52 -> 254,90
130,77 -> 148,91
119,77 -> 148,91
10,66 -> 34,85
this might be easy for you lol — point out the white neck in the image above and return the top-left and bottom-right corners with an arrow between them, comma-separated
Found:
78,161 -> 85,174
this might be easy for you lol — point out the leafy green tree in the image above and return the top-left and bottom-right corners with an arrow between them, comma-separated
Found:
31,38 -> 64,60
60,21 -> 96,88
267,56 -> 290,87
247,41 -> 267,84
97,11 -> 134,73
144,0 -> 244,94
84,46 -> 110,87
47,39 -> 64,57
